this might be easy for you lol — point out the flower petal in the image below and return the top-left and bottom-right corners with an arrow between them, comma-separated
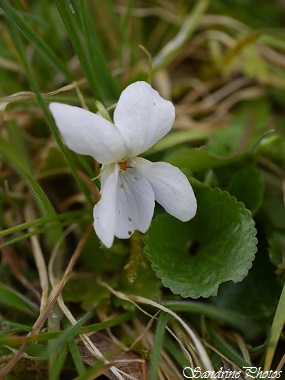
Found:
93,164 -> 119,248
49,103 -> 127,164
115,167 -> 155,239
135,157 -> 197,221
113,82 -> 175,157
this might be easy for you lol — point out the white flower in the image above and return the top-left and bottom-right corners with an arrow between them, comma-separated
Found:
49,81 -> 197,248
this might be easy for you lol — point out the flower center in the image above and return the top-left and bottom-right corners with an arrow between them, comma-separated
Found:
118,160 -> 128,172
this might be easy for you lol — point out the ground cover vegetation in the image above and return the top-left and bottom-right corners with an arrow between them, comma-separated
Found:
0,1 -> 285,379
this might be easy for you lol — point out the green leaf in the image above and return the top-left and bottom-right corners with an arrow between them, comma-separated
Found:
213,249 -> 280,319
145,183 -> 257,298
227,166 -> 265,214
207,123 -> 244,159
0,284 -> 39,315
262,134 -> 285,170
268,232 -> 285,267
81,233 -> 127,272
0,346 -> 13,357
119,259 -> 161,302
63,277 -> 112,309
114,247 -> 161,310
169,148 -> 238,174
146,130 -> 209,156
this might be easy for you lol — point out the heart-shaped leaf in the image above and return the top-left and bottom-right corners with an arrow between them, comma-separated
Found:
145,183 -> 257,298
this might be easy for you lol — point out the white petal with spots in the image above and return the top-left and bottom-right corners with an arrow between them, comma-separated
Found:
93,164 -> 119,248
115,167 -> 155,238
50,82 -> 197,248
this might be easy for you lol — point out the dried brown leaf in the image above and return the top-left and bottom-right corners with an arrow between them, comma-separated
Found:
77,332 -> 147,380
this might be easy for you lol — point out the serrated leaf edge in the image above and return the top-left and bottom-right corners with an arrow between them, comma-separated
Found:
144,187 -> 258,299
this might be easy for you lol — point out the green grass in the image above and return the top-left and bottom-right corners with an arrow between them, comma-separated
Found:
0,1 -> 285,379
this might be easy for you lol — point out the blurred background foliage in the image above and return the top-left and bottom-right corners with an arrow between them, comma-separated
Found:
0,0 -> 285,379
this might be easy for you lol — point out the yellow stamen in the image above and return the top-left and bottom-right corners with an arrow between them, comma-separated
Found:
118,160 -> 128,172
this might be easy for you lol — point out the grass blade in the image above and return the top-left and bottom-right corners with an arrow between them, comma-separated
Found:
45,312 -> 92,357
2,2 -> 94,208
0,1 -> 72,81
68,336 -> 86,376
0,284 -> 39,315
0,210 -> 89,241
149,311 -> 169,380
0,312 -> 134,346
264,284 -> 285,370
0,138 -> 56,220
54,0 -> 102,101
153,0 -> 209,71
50,343 -> 69,380
78,0 -> 119,101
